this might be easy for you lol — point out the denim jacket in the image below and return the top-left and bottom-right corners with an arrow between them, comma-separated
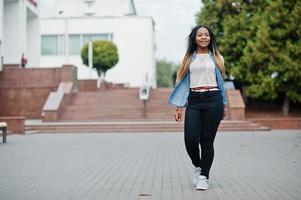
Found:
168,52 -> 228,107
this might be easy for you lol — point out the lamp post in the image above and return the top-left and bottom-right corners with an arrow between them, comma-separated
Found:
59,10 -> 69,64
88,41 -> 93,79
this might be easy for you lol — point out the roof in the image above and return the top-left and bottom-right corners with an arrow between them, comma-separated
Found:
52,0 -> 137,17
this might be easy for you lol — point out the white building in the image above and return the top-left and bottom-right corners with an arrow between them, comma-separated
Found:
0,0 -> 40,71
40,0 -> 156,88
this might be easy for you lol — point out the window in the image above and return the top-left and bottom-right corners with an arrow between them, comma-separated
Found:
41,35 -> 64,55
41,33 -> 113,55
69,35 -> 81,55
58,35 -> 64,55
41,35 -> 58,55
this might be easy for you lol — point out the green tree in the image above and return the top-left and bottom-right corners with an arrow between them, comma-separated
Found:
222,0 -> 266,95
197,0 -> 224,36
156,59 -> 177,87
81,40 -> 119,87
241,0 -> 301,115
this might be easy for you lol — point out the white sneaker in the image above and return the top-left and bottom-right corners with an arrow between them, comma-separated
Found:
196,175 -> 209,190
192,167 -> 201,187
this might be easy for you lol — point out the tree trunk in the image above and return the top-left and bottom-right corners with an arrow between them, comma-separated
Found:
97,76 -> 101,88
97,69 -> 104,88
103,72 -> 107,89
97,70 -> 102,88
282,95 -> 290,116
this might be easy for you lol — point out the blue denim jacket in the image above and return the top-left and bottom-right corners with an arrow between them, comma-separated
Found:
168,52 -> 228,107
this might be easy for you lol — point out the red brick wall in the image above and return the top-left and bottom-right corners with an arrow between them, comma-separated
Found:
0,66 -> 77,118
78,80 -> 97,91
0,116 -> 25,134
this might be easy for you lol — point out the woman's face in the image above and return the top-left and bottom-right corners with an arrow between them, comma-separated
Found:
195,27 -> 211,48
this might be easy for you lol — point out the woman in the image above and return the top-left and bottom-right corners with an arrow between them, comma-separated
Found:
168,25 -> 228,190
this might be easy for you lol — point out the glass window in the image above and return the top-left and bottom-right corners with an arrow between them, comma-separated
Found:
42,34 -> 113,55
69,35 -> 81,55
58,35 -> 65,55
41,35 -> 58,55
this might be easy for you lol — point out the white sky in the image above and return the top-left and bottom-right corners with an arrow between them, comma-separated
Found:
40,0 -> 203,63
134,0 -> 202,63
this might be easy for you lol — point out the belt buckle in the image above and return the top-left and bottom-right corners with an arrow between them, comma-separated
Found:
198,89 -> 207,92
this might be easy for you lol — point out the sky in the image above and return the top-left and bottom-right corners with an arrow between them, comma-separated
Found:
40,0 -> 203,63
134,0 -> 202,63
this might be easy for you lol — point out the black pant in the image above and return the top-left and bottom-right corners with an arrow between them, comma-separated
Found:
184,90 -> 224,179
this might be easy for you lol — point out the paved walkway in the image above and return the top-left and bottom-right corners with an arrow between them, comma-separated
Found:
0,130 -> 300,200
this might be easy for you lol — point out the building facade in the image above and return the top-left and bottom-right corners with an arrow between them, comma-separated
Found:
40,0 -> 156,88
0,0 -> 40,71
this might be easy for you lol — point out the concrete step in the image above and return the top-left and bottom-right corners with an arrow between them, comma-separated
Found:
60,113 -> 173,118
61,107 -> 173,114
62,104 -> 173,109
26,120 -> 271,133
25,126 -> 39,134
56,88 -> 270,133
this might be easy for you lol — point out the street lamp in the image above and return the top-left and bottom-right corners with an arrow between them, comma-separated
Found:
88,41 -> 93,79
59,10 -> 69,64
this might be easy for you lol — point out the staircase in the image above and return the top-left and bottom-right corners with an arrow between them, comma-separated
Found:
25,120 -> 270,133
59,88 -> 174,121
25,88 -> 270,133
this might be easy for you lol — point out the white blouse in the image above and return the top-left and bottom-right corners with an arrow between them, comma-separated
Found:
189,54 -> 218,88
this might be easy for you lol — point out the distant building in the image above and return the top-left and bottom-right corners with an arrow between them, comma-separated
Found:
0,0 -> 40,71
40,0 -> 156,88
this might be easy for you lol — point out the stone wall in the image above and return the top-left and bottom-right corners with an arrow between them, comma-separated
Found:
0,65 -> 77,118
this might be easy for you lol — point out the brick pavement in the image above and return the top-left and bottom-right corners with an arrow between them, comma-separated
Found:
0,130 -> 300,200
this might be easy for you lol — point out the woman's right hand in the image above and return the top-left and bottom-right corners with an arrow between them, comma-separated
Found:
175,107 -> 183,122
